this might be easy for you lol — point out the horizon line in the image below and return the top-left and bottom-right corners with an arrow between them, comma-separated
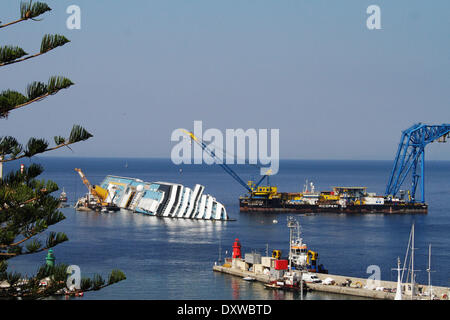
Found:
31,155 -> 450,162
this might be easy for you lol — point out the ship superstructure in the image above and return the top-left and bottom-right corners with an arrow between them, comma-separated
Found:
76,175 -> 228,220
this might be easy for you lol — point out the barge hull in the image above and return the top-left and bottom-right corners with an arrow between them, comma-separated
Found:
240,199 -> 428,214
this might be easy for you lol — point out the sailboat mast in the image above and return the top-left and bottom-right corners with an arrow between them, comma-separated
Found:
394,257 -> 403,300
427,244 -> 432,300
401,225 -> 412,283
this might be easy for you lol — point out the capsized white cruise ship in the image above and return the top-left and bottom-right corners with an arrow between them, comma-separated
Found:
98,175 -> 228,220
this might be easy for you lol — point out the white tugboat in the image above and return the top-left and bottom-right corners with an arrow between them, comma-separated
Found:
287,216 -> 328,274
59,187 -> 67,202
59,188 -> 69,207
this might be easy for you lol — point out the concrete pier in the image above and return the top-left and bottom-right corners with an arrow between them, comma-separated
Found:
213,265 -> 271,284
213,265 -> 450,300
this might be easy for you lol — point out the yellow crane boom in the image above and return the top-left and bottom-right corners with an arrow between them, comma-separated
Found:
74,168 -> 109,204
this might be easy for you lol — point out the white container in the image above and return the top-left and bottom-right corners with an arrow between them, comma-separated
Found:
245,253 -> 261,265
261,256 -> 273,268
253,264 -> 264,274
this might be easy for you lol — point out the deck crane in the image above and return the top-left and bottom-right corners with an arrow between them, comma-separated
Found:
385,123 -> 450,203
74,168 -> 110,206
181,130 -> 270,194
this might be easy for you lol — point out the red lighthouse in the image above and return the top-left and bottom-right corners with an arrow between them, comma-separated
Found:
232,238 -> 241,259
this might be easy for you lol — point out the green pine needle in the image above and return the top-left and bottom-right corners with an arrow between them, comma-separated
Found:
6,272 -> 22,287
80,278 -> 93,291
26,81 -> 47,100
92,274 -> 105,290
0,90 -> 28,118
47,76 -> 74,94
108,269 -> 127,285
40,34 -> 70,53
25,137 -> 48,157
44,210 -> 66,227
25,239 -> 42,253
0,136 -> 22,156
0,46 -> 28,64
20,1 -> 51,20
0,261 -> 7,274
0,76 -> 74,117
45,232 -> 68,249
69,125 -> 93,144
54,136 -> 66,145
51,264 -> 70,283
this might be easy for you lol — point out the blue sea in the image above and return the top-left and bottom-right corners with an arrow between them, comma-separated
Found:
5,158 -> 450,300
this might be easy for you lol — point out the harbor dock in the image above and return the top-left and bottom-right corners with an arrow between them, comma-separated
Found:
213,265 -> 450,300
214,217 -> 450,300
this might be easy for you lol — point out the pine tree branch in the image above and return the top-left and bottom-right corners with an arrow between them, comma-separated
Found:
0,267 -> 126,299
0,1 -> 51,29
0,35 -> 70,67
0,76 -> 74,118
0,52 -> 42,67
0,241 -> 67,258
0,125 -> 93,163
0,217 -> 46,248
0,18 -> 26,29
9,91 -> 51,111
0,46 -> 27,64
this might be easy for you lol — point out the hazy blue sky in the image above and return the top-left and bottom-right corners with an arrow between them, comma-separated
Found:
1,0 -> 449,160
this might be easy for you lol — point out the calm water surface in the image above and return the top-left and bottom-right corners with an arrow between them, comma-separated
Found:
6,158 -> 450,300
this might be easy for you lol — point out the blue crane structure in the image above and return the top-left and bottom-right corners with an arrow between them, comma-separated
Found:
385,123 -> 450,203
181,130 -> 268,194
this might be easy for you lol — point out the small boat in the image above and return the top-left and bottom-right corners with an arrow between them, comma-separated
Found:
242,276 -> 256,281
59,188 -> 68,202
58,188 -> 70,207
264,283 -> 282,290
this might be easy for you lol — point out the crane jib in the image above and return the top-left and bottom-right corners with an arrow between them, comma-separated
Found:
385,123 -> 450,203
187,133 -> 255,193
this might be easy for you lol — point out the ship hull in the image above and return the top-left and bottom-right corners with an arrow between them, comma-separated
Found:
239,198 -> 428,214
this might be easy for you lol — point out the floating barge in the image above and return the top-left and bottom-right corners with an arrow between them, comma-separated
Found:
76,174 -> 229,220
240,183 -> 427,214
181,129 -> 430,214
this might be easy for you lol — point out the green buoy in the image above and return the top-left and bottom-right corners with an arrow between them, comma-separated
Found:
46,249 -> 55,267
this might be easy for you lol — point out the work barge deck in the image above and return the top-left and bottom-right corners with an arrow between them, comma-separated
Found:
212,265 -> 450,300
